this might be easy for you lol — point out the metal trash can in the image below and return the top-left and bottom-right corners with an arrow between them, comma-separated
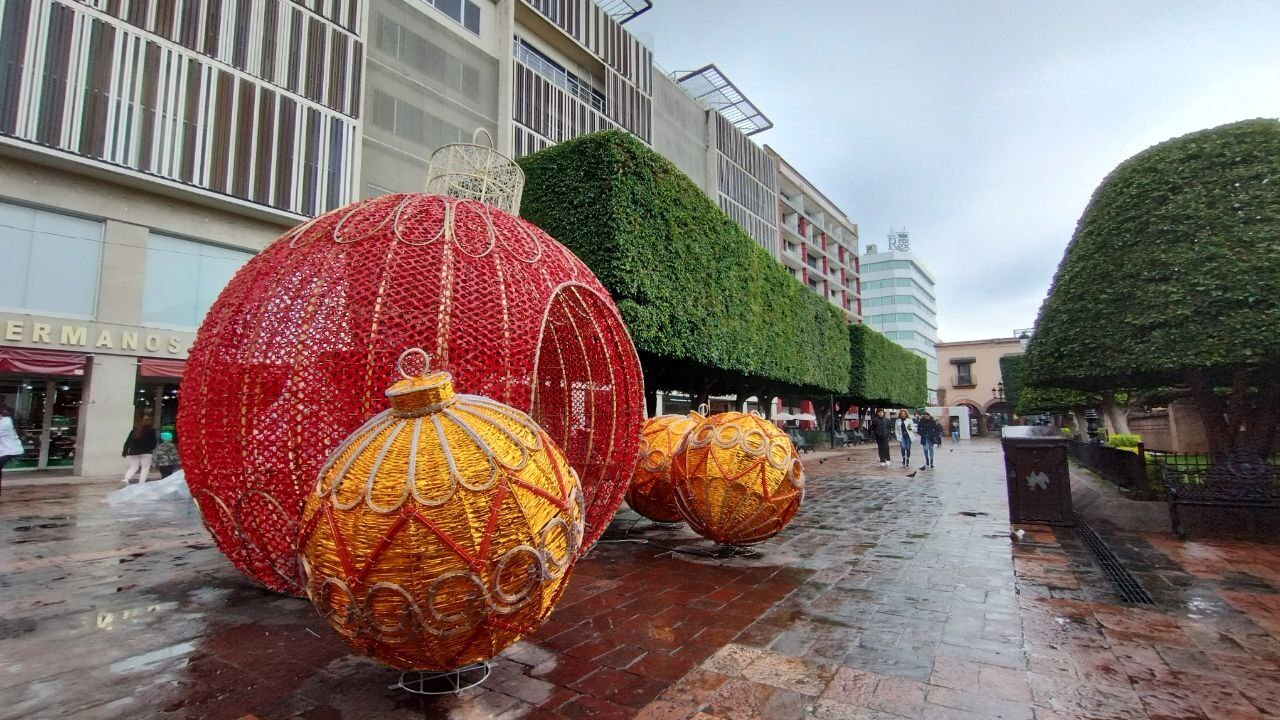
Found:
1000,426 -> 1074,526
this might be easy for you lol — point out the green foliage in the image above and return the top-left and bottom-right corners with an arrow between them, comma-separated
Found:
1002,353 -> 1093,414
999,354 -> 1026,408
517,131 -> 850,394
847,324 -> 928,407
1026,119 -> 1280,390
1017,385 -> 1094,414
1107,433 -> 1142,449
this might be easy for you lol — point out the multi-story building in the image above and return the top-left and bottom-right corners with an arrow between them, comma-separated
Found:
860,230 -> 939,397
773,153 -> 860,320
0,0 -> 360,477
0,0 -> 859,476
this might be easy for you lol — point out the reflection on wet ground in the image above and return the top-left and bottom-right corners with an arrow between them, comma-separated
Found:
2,439 -> 1279,719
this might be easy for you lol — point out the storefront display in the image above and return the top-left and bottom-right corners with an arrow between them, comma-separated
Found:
0,349 -> 85,470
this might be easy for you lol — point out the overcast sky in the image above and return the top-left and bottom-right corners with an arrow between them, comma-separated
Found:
628,1 -> 1280,342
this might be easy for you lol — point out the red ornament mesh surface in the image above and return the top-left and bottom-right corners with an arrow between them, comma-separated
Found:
177,194 -> 645,594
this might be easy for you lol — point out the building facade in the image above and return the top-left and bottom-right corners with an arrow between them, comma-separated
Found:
773,153 -> 860,320
860,232 -> 939,397
935,336 -> 1023,436
0,0 -> 860,476
0,0 -> 358,476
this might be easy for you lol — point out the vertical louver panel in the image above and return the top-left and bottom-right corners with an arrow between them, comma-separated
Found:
1,0 -> 360,216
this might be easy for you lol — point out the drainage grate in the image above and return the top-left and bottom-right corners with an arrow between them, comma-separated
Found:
1073,512 -> 1155,605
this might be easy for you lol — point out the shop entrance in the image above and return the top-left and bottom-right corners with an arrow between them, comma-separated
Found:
0,377 -> 83,470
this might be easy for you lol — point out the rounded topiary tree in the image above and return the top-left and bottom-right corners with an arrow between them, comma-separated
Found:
1025,118 -> 1280,455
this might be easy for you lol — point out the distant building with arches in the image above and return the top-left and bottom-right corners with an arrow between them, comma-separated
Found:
935,337 -> 1025,436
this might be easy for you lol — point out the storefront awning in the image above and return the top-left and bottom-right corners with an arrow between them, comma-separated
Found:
138,358 -> 186,379
0,348 -> 87,375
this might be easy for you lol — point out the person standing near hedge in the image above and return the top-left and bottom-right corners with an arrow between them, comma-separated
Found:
893,409 -> 917,467
917,413 -> 943,470
871,409 -> 893,466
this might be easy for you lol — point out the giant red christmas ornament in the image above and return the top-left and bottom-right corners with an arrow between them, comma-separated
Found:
179,144 -> 644,594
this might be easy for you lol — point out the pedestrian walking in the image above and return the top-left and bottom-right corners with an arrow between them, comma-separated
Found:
893,409 -> 916,467
0,405 -> 24,495
122,421 -> 158,484
871,409 -> 893,466
153,431 -> 180,479
917,412 -> 943,470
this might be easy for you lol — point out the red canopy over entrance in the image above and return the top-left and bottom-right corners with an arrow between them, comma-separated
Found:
138,358 -> 186,379
0,348 -> 87,376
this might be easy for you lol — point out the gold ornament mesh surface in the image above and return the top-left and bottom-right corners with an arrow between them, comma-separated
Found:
626,412 -> 704,523
671,412 -> 805,546
299,363 -> 584,671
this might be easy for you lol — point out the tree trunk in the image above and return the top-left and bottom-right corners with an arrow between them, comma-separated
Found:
759,394 -> 775,420
1100,391 -> 1130,435
1069,409 -> 1087,440
1188,368 -> 1232,455
644,387 -> 658,418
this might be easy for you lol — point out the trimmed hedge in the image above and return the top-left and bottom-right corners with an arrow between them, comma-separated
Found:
1026,119 -> 1280,390
999,354 -> 1026,409
1001,352 -> 1094,414
518,130 -> 850,395
848,324 -> 928,407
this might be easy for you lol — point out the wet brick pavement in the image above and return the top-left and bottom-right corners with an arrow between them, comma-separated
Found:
2,439 -> 1280,719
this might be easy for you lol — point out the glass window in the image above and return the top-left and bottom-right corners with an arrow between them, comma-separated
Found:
463,1 -> 480,34
956,362 -> 973,386
141,233 -> 254,329
0,200 -> 102,317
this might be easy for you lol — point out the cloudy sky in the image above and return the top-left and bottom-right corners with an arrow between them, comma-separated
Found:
628,1 -> 1280,341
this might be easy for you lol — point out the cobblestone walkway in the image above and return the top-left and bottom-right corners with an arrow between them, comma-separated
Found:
1,439 -> 1279,719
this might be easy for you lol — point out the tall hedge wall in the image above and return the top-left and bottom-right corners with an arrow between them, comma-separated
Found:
1026,118 -> 1280,390
518,130 -> 850,395
999,354 -> 1026,409
1001,353 -> 1092,414
847,324 -> 928,407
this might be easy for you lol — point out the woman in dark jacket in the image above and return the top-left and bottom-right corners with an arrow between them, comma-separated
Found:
917,413 -> 943,470
871,409 -> 893,466
122,422 -> 158,484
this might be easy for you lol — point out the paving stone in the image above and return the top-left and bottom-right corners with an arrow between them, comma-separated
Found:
4,441 -> 1280,719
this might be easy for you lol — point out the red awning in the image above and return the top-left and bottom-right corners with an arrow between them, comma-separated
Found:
139,358 -> 186,379
0,348 -> 87,376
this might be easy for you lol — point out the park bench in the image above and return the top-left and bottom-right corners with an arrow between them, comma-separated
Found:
788,432 -> 814,453
1157,454 -> 1280,539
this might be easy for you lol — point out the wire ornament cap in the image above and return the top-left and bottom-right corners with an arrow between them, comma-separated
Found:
425,128 -> 525,215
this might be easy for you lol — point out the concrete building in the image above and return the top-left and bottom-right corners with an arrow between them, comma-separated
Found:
0,0 -> 859,476
773,153 -> 860,320
860,230 -> 939,397
935,336 -> 1024,436
0,0 -> 356,476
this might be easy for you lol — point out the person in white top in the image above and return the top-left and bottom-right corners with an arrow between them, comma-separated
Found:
0,405 -> 26,494
892,409 -> 917,468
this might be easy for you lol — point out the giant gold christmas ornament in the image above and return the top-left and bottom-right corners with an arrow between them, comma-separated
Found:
179,135 -> 643,594
671,412 -> 804,545
299,349 -> 584,671
626,410 -> 705,523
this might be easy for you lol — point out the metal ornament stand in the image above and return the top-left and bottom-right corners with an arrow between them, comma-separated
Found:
390,662 -> 492,695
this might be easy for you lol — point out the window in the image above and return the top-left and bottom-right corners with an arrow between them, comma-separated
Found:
513,37 -> 607,113
0,201 -> 102,318
955,362 -> 974,387
420,0 -> 481,36
863,259 -> 921,273
141,234 -> 254,329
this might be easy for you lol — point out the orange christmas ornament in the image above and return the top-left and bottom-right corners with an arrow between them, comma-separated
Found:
299,349 -> 584,671
626,409 -> 705,523
671,411 -> 804,546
